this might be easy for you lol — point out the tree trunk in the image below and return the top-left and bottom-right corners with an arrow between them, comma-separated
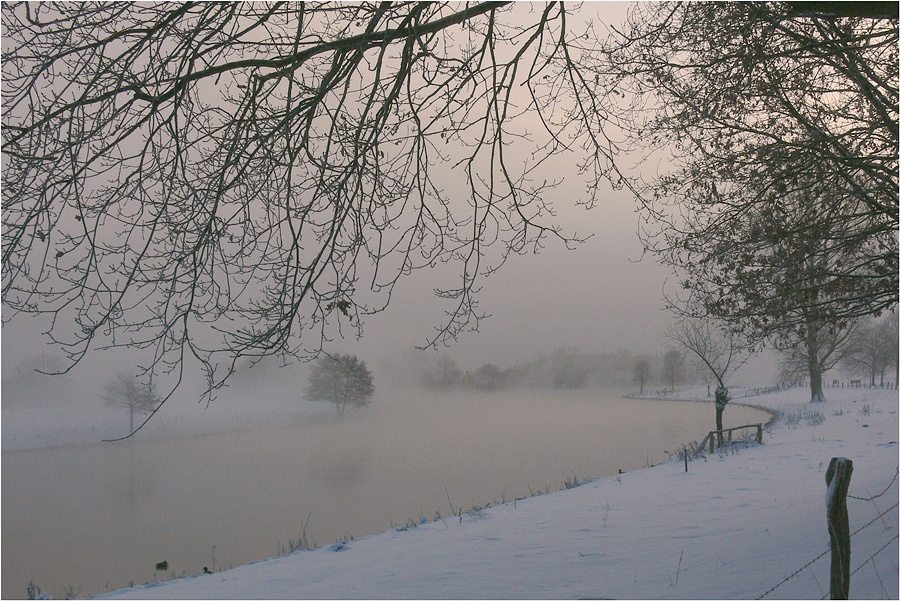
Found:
715,405 -> 724,446
714,386 -> 728,447
807,325 -> 826,403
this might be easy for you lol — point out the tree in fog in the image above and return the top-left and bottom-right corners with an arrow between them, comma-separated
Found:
666,172 -> 871,404
4,2 -> 894,426
612,4 -> 898,403
631,358 -> 652,395
102,373 -> 161,433
886,315 -> 900,385
667,319 -> 748,441
305,354 -> 374,415
466,363 -> 505,391
421,356 -> 463,390
777,322 -> 855,401
842,315 -> 897,387
610,3 -> 897,327
660,350 -> 685,393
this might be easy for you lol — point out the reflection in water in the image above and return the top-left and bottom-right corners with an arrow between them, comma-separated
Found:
2,389 -> 769,598
104,442 -> 158,512
311,446 -> 371,491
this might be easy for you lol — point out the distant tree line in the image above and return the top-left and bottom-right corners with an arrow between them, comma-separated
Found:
419,349 -> 708,393
421,318 -> 899,397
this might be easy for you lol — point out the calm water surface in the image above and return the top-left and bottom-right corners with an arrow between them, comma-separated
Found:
2,389 -> 769,598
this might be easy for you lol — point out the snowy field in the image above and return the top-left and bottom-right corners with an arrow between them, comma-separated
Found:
94,386 -> 898,600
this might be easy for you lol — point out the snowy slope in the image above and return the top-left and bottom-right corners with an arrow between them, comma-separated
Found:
95,387 -> 898,600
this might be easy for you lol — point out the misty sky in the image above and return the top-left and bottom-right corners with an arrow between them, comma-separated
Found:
351,184 -> 673,371
0,1 -> 706,398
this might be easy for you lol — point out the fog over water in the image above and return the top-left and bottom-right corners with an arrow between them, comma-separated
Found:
3,385 -> 771,599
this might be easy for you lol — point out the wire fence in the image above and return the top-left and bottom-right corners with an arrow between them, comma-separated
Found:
849,466 -> 898,502
756,466 -> 899,600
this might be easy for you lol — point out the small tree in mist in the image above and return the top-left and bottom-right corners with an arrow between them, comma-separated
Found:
632,359 -> 652,394
466,363 -> 505,391
660,350 -> 685,392
667,318 -> 749,444
102,373 -> 160,434
421,355 -> 463,390
305,354 -> 375,415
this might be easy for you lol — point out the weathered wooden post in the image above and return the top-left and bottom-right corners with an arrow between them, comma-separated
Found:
826,457 -> 853,600
714,386 -> 729,447
755,424 -> 763,444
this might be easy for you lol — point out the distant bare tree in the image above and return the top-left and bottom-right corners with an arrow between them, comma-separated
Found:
466,363 -> 505,391
102,373 -> 160,434
632,358 -> 652,395
660,350 -> 685,393
667,318 -> 749,439
420,355 -> 463,390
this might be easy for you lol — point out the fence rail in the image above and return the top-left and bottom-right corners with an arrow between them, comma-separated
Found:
697,424 -> 764,452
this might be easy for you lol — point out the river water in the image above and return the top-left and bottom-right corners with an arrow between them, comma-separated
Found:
2,388 -> 769,598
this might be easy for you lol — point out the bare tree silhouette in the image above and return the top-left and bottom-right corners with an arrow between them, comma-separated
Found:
101,373 -> 160,434
3,3 -> 894,434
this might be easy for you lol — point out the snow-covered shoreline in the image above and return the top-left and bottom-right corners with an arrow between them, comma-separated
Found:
93,386 -> 898,600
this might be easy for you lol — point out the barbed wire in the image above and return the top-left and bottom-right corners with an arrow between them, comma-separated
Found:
758,501 -> 898,599
849,466 -> 899,502
757,548 -> 829,599
851,501 -> 898,538
820,532 -> 900,599
850,533 -> 899,578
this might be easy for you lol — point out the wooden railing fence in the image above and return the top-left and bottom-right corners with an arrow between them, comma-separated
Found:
698,423 -> 764,452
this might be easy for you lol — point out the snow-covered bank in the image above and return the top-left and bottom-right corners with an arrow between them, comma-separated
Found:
96,387 -> 898,600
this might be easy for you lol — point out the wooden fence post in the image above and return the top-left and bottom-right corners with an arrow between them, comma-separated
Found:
826,457 -> 853,600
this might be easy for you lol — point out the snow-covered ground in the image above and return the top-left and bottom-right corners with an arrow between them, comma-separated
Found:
95,386 -> 898,600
